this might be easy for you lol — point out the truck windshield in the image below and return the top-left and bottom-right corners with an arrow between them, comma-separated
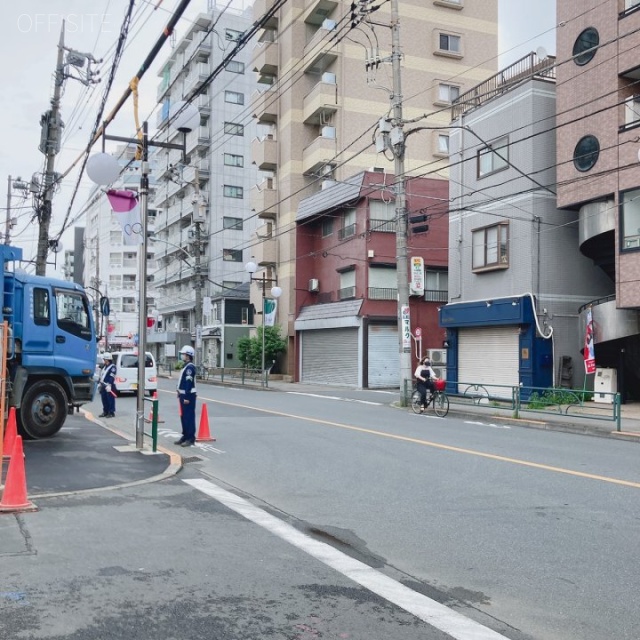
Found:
56,289 -> 92,340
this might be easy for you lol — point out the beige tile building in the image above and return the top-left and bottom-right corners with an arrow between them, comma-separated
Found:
250,0 -> 498,375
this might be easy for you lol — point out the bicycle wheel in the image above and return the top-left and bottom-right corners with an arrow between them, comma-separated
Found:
410,390 -> 423,414
433,392 -> 449,417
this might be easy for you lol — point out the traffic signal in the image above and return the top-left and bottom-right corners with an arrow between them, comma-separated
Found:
409,213 -> 429,234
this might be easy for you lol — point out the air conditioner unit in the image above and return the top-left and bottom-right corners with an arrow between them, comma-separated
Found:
321,179 -> 335,190
432,366 -> 446,381
368,166 -> 385,173
322,19 -> 337,31
321,126 -> 336,139
322,71 -> 337,84
427,348 -> 447,365
308,278 -> 320,292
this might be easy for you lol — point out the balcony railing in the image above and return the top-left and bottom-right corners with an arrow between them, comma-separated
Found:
369,218 -> 396,233
338,286 -> 356,300
368,287 -> 397,301
424,289 -> 448,303
338,223 -> 356,240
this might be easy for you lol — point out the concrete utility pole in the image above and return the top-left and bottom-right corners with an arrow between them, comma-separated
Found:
390,0 -> 412,404
192,167 -> 204,368
36,23 -> 65,276
5,176 -> 12,245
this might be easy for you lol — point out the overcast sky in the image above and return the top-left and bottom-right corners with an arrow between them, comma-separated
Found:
0,0 -> 556,275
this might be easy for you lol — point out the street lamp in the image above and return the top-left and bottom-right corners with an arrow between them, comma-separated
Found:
245,260 -> 282,387
86,101 -> 199,449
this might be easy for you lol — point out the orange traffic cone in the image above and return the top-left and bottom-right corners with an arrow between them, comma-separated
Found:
0,436 -> 37,512
196,403 -> 215,442
3,408 -> 17,459
146,392 -> 164,423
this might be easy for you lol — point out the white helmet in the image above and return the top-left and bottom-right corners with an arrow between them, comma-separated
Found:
103,353 -> 113,361
180,345 -> 195,357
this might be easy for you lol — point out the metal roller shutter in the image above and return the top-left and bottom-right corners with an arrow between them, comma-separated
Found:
458,327 -> 519,398
301,328 -> 358,385
368,325 -> 399,388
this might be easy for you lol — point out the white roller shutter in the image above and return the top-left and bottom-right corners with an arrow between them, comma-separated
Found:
301,328 -> 358,385
368,325 -> 399,388
458,327 -> 519,398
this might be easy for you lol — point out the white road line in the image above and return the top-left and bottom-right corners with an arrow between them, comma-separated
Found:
184,478 -> 510,640
464,421 -> 511,430
286,392 -> 383,406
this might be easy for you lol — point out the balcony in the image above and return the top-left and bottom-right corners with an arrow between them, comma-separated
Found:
338,286 -> 356,300
182,158 -> 210,185
184,62 -> 210,94
156,75 -> 171,102
368,287 -> 398,301
197,94 -> 211,118
303,79 -> 339,124
251,179 -> 278,218
303,23 -> 339,74
185,125 -> 210,154
253,237 -> 277,266
252,135 -> 277,171
369,218 -> 397,233
253,0 -> 278,28
251,89 -> 278,123
252,41 -> 279,81
185,35 -> 212,63
304,0 -> 339,25
302,129 -> 336,176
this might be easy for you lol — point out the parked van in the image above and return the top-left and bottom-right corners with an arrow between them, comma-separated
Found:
109,351 -> 158,396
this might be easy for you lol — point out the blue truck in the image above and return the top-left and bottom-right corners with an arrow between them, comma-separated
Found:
2,245 -> 97,439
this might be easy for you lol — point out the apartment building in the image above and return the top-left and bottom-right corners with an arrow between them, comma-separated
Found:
151,2 -> 257,366
83,146 -> 156,351
250,0 -> 498,377
556,0 -> 640,400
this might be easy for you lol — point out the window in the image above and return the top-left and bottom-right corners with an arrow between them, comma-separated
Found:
223,280 -> 241,290
225,60 -> 245,74
339,208 -> 356,240
573,27 -> 599,66
223,217 -> 243,230
56,289 -> 92,340
437,134 -> 450,155
223,249 -> 243,262
322,217 -> 333,237
620,188 -> 640,250
109,252 -> 122,268
573,135 -> 600,172
472,223 -> 509,271
123,275 -> 136,290
224,122 -> 244,136
241,307 -> 249,325
225,90 -> 245,105
478,136 -> 509,177
624,96 -> 640,129
369,199 -> 396,233
338,268 -> 356,300
224,153 -> 244,167
109,275 -> 122,289
110,231 -> 121,244
34,288 -> 50,326
437,83 -> 460,104
425,270 -> 448,303
225,28 -> 243,41
368,266 -> 397,300
438,33 -> 461,54
223,185 -> 244,199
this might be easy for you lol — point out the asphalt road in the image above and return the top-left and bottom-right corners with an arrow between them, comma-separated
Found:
4,379 -> 639,639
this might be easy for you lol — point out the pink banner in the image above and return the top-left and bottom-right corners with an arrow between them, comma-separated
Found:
583,308 -> 595,374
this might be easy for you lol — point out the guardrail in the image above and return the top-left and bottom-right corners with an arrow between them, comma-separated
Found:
158,363 -> 273,387
404,380 -> 621,431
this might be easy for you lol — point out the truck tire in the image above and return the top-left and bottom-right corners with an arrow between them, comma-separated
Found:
18,380 -> 67,440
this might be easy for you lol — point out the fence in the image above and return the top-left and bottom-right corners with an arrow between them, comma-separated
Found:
404,380 -> 621,431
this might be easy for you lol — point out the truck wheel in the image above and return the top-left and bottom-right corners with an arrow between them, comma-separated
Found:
18,381 -> 67,440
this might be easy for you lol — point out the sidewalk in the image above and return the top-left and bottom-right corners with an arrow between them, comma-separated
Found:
22,412 -> 181,499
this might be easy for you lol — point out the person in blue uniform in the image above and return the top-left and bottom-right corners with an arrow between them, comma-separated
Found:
175,345 -> 197,447
99,353 -> 117,418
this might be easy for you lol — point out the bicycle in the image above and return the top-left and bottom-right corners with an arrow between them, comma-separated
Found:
411,380 -> 449,417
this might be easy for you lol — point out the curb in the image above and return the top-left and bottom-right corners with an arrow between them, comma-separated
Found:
29,411 -> 183,500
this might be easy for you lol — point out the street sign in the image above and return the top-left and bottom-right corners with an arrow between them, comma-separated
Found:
415,327 -> 422,338
196,324 -> 202,348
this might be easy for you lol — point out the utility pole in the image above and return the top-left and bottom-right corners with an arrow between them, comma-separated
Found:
36,22 -> 65,276
390,0 -> 412,405
5,176 -> 12,245
192,167 -> 204,367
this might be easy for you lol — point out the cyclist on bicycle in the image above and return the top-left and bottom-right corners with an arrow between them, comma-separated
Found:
414,356 -> 439,413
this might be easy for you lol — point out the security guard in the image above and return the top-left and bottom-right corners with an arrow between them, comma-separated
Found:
99,353 -> 117,418
175,345 -> 197,446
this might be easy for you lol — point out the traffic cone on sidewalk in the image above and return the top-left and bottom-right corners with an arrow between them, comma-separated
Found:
0,436 -> 37,513
146,392 -> 164,423
3,408 -> 17,460
196,403 -> 216,442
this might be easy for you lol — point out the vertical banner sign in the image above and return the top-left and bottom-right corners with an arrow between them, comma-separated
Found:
583,308 -> 596,374
264,298 -> 277,327
410,257 -> 424,295
401,305 -> 411,351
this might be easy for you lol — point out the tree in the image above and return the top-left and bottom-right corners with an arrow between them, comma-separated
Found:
237,325 -> 287,370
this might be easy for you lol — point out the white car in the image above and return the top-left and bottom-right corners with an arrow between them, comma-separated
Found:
110,351 -> 158,396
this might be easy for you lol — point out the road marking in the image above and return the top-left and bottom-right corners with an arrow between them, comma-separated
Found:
185,478 -> 510,640
464,421 -> 511,430
286,391 -> 383,406
180,393 -> 640,490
